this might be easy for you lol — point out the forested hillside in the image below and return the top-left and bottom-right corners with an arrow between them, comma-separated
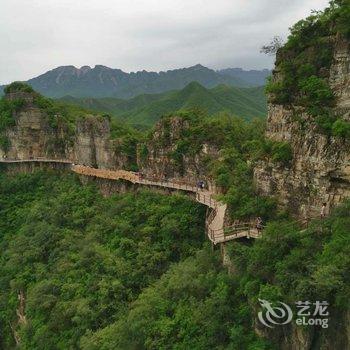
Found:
0,171 -> 348,349
59,82 -> 267,127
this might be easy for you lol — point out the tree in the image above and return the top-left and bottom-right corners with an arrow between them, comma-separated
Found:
260,36 -> 284,55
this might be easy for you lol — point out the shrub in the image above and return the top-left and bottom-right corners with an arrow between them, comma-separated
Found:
0,99 -> 22,133
297,63 -> 316,77
139,144 -> 149,161
0,134 -> 10,152
265,80 -> 290,104
315,112 -> 336,134
332,119 -> 350,139
4,82 -> 34,94
333,0 -> 350,38
298,75 -> 334,106
271,141 -> 293,164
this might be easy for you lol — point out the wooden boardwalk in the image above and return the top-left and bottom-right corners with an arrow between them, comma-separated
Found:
0,158 -> 261,244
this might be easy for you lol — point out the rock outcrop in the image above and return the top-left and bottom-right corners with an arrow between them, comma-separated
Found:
254,35 -> 350,220
138,116 -> 220,192
0,92 -> 131,170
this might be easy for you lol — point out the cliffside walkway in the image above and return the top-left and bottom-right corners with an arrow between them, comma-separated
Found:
0,158 -> 262,244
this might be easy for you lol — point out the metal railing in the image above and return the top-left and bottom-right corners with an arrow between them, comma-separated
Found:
3,158 -> 256,243
0,157 -> 72,164
196,192 -> 218,208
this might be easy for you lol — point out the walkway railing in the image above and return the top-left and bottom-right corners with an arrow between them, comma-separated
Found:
0,157 -> 72,164
0,158 -> 260,244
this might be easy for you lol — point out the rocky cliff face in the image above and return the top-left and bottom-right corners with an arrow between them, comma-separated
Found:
137,116 -> 219,191
0,91 -> 130,169
0,90 -> 221,191
254,35 -> 350,220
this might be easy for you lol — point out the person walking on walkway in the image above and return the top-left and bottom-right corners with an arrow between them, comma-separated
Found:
320,202 -> 327,219
197,180 -> 205,190
256,217 -> 263,234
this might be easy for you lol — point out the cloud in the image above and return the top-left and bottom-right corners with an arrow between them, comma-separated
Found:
0,0 -> 330,84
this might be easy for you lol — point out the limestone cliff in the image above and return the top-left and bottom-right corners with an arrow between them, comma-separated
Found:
0,91 -> 130,170
137,116 -> 220,192
254,35 -> 350,220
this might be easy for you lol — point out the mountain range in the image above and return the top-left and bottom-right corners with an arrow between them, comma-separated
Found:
217,68 -> 271,86
59,81 -> 267,127
1,64 -> 271,99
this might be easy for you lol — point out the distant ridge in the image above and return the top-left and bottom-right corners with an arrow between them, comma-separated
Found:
0,64 -> 270,99
217,68 -> 271,86
59,81 -> 267,127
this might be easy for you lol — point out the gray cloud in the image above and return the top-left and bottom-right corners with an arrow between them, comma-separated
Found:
0,0 -> 330,84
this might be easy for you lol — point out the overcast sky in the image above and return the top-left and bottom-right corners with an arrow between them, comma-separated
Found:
1,0 -> 330,84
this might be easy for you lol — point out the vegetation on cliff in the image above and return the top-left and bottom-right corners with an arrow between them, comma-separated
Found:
266,0 -> 350,138
227,199 -> 350,345
0,83 -> 142,156
0,171 -> 271,349
0,171 -> 205,348
0,170 -> 348,349
142,112 -> 291,221
3,82 -> 35,94
0,98 -> 21,151
84,200 -> 350,349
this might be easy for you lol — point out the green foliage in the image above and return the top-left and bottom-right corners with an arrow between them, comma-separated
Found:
80,248 -> 268,350
34,94 -> 95,133
0,135 -> 10,152
332,0 -> 350,38
265,79 -> 290,105
0,98 -> 26,152
4,82 -> 34,94
147,113 -> 278,221
59,83 -> 267,128
228,199 -> 350,310
110,120 -> 143,171
0,171 -> 277,349
270,141 -> 293,164
265,0 -> 350,137
298,76 -> 334,108
0,98 -> 23,132
0,171 -> 206,349
315,111 -> 336,134
332,119 -> 350,139
138,144 -> 149,162
0,171 -> 348,349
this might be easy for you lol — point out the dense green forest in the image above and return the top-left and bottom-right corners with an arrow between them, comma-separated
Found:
0,171 -> 348,349
59,82 -> 267,128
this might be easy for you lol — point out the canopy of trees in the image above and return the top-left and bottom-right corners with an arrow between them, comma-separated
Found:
0,170 -> 348,349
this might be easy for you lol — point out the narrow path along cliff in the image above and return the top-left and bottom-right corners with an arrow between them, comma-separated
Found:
0,158 -> 261,244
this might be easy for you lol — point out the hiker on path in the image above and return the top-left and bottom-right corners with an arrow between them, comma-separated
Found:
320,202 -> 327,219
256,217 -> 263,234
197,180 -> 205,190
